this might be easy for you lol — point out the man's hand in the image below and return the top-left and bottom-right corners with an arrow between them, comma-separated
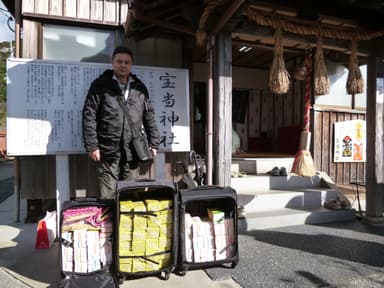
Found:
150,147 -> 157,157
88,149 -> 101,162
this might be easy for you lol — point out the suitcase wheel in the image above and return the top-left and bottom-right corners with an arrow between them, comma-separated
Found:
118,276 -> 125,285
161,270 -> 170,280
176,270 -> 186,276
231,261 -> 238,268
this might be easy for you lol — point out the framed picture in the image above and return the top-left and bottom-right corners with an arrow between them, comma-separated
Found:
334,120 -> 366,163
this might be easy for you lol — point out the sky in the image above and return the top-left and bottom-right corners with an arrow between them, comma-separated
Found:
0,0 -> 14,42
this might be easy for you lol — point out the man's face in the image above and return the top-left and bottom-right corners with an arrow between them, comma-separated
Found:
112,52 -> 132,81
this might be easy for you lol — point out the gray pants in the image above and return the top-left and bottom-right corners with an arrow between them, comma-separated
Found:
96,159 -> 139,199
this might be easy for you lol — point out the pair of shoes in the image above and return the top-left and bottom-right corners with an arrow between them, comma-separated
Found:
270,167 -> 287,176
324,197 -> 352,210
231,171 -> 246,178
324,199 -> 342,210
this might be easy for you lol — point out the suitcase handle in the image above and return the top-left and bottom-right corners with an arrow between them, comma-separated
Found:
189,185 -> 223,191
72,197 -> 98,202
134,178 -> 156,182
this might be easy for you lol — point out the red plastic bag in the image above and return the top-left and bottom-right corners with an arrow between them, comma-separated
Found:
35,210 -> 57,249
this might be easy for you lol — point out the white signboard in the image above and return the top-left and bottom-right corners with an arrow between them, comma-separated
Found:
6,58 -> 190,155
334,120 -> 366,163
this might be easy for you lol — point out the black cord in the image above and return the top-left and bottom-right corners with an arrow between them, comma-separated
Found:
0,6 -> 14,33
7,17 -> 14,32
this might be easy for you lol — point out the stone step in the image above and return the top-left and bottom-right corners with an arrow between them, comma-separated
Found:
232,157 -> 295,174
230,170 -> 356,230
238,207 -> 356,231
237,188 -> 342,212
231,174 -> 323,192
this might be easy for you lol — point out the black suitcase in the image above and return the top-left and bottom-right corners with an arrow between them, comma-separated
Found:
177,185 -> 239,275
58,198 -> 118,288
115,179 -> 178,283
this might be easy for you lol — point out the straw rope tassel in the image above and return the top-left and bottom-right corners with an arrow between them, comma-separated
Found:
346,38 -> 364,95
291,54 -> 316,177
269,26 -> 290,94
196,0 -> 224,47
314,36 -> 330,96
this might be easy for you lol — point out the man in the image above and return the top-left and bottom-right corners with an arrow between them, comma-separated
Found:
82,46 -> 160,199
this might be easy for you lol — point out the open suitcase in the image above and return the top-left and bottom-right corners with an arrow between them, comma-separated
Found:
58,198 -> 118,288
177,185 -> 239,275
115,179 -> 178,283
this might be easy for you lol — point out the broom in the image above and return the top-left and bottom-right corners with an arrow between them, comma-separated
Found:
269,26 -> 290,94
291,53 -> 316,177
314,36 -> 330,96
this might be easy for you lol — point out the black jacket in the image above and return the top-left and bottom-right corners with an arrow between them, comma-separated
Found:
82,69 -> 160,161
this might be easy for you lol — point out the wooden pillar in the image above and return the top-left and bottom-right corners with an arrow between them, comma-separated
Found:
22,19 -> 40,58
206,37 -> 214,185
214,31 -> 232,186
15,0 -> 21,58
365,55 -> 384,221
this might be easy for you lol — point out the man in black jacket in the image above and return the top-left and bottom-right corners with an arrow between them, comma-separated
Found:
83,46 -> 160,199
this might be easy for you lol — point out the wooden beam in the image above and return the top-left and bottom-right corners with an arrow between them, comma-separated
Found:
22,12 -> 120,27
129,0 -> 199,35
210,0 -> 246,37
246,5 -> 384,41
143,0 -> 199,18
249,1 -> 297,17
317,14 -> 357,29
249,0 -> 384,31
360,38 -> 384,58
233,26 -> 370,57
132,10 -> 195,36
132,14 -> 180,35
232,39 -> 304,54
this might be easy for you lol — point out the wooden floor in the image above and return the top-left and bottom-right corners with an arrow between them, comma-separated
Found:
337,183 -> 366,201
233,152 -> 294,158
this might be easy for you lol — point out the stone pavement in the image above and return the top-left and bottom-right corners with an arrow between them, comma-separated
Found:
206,221 -> 384,288
2,218 -> 384,288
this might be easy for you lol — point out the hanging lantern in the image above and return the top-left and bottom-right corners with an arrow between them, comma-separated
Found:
293,59 -> 307,81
